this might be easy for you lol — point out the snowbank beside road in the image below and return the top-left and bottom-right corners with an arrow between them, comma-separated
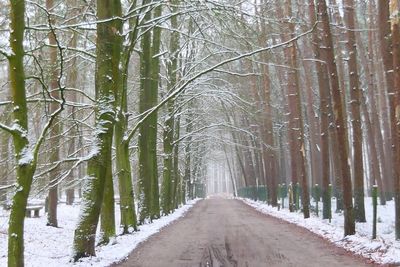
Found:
0,199 -> 199,267
242,198 -> 400,266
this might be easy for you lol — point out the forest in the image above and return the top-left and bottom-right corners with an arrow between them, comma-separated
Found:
0,0 -> 399,266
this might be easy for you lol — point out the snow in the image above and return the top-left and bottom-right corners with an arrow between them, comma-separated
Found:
0,199 -> 199,266
18,146 -> 34,166
241,197 -> 400,265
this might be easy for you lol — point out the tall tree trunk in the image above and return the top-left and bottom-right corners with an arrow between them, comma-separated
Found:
72,0 -> 121,259
172,111 -> 181,208
138,1 -> 161,223
7,1 -> 36,266
46,0 -> 60,228
99,149 -> 115,244
161,0 -> 179,214
284,0 -> 309,218
343,0 -> 366,223
317,0 -> 355,235
390,0 -> 400,240
259,10 -> 278,204
150,3 -> 162,219
183,109 -> 194,203
65,24 -> 78,206
378,0 -> 396,201
309,0 -> 331,219
355,20 -> 387,205
114,2 -> 139,234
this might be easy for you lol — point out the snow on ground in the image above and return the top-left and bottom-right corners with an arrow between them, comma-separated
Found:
242,197 -> 400,266
0,199 -> 199,267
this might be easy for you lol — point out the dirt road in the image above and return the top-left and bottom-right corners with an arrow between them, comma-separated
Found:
116,198 -> 375,267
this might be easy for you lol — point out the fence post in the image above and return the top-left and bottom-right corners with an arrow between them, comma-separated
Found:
372,185 -> 378,239
295,182 -> 300,211
328,184 -> 332,223
314,184 -> 320,217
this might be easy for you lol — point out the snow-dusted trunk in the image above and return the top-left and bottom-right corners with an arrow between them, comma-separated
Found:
378,0 -> 396,202
256,6 -> 278,203
343,0 -> 366,223
355,16 -> 387,204
282,0 -> 309,218
317,0 -> 355,235
114,2 -> 138,234
72,0 -> 121,260
7,1 -> 35,266
260,56 -> 277,206
309,0 -> 332,220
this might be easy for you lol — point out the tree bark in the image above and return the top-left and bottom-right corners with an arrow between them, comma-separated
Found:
161,0 -> 179,215
72,0 -> 121,259
7,1 -> 36,266
309,0 -> 331,220
343,0 -> 366,223
46,0 -> 60,228
378,0 -> 396,201
390,0 -> 400,240
317,0 -> 355,235
284,0 -> 309,218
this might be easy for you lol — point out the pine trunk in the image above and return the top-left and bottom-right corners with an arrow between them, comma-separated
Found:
343,0 -> 366,223
390,0 -> 400,240
317,0 -> 355,235
379,0 -> 396,201
309,0 -> 331,219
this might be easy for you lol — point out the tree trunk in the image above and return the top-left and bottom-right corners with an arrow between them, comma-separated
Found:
378,0 -> 396,201
46,0 -> 60,228
390,0 -> 400,240
65,31 -> 78,206
343,0 -> 366,223
161,0 -> 179,214
284,0 -> 309,218
99,148 -> 115,244
259,23 -> 277,205
138,1 -> 161,223
7,1 -> 36,266
317,0 -> 355,235
150,3 -> 162,220
161,99 -> 175,214
309,0 -> 331,219
355,19 -> 387,205
172,111 -> 181,208
72,0 -> 121,259
114,2 -> 139,234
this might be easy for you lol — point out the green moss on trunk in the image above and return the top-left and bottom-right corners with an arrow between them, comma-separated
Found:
72,0 -> 121,260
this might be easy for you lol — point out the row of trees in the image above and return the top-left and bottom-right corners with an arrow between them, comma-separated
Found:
218,0 -> 400,241
1,0 -> 400,266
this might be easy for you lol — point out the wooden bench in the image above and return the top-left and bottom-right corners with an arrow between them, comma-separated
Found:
25,206 -> 43,218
